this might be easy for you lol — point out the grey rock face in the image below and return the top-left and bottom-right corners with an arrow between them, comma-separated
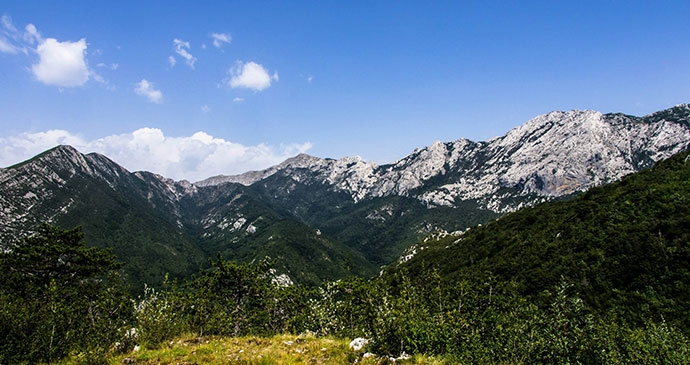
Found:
193,105 -> 690,212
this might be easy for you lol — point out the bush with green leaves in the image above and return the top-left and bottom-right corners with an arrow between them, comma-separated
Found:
147,256 -> 314,338
133,281 -> 188,347
307,277 -> 381,338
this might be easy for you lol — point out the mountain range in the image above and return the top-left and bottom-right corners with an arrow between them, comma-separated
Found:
1,104 -> 689,291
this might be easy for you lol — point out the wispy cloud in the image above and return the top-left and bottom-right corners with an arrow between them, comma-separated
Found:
0,128 -> 313,181
0,15 -> 20,54
1,15 -> 18,33
0,36 -> 17,54
23,23 -> 41,44
210,32 -> 231,48
172,38 -> 196,68
134,79 -> 163,103
97,62 -> 119,70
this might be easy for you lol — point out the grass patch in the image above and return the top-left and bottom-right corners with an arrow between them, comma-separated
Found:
61,334 -> 446,364
115,334 -> 357,364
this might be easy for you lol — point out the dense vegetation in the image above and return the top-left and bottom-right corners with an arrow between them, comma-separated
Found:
392,149 -> 690,328
3,237 -> 689,363
0,225 -> 132,363
2,150 -> 690,363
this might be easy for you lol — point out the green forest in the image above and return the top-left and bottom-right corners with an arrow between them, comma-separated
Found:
2,150 -> 690,363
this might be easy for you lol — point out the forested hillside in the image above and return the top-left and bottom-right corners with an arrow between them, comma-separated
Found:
391,149 -> 690,327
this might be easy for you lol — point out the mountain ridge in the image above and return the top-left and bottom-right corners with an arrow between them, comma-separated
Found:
196,104 -> 690,212
1,104 -> 689,291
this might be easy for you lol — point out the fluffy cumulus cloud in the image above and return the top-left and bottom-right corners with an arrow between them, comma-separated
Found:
227,61 -> 277,91
1,15 -> 92,87
134,79 -> 163,103
31,38 -> 90,87
172,38 -> 196,68
0,129 -> 312,182
210,32 -> 231,48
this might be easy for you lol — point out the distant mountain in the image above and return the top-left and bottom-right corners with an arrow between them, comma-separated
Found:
197,104 -> 690,263
200,105 -> 690,213
387,149 -> 690,326
1,104 -> 689,290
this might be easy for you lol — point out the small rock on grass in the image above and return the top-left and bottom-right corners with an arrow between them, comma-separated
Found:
349,338 -> 370,351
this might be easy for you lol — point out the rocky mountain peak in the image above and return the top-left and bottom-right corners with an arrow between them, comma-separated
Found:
278,153 -> 325,169
16,144 -> 82,167
2,145 -> 92,185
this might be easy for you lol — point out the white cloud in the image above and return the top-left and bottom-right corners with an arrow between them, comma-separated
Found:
201,105 -> 210,113
134,79 -> 163,103
92,72 -> 105,83
172,38 -> 196,68
307,76 -> 313,83
227,61 -> 276,91
0,15 -> 21,54
31,38 -> 90,87
210,32 -> 231,48
1,15 -> 18,33
97,62 -> 119,70
0,36 -> 17,54
232,97 -> 244,103
0,129 -> 313,182
168,55 -> 176,68
2,17 -> 114,87
23,24 -> 42,44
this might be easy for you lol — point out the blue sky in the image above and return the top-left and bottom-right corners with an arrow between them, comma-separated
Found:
1,1 -> 689,181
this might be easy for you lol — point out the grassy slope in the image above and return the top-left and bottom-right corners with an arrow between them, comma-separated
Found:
62,335 -> 446,364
